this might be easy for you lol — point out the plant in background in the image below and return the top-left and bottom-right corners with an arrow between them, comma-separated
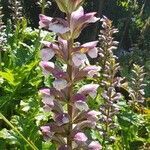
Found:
39,1 -> 102,149
37,0 -> 52,14
9,0 -> 23,24
0,5 -> 6,52
97,17 -> 123,148
129,64 -> 146,111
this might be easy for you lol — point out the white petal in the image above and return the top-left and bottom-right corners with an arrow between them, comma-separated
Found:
75,100 -> 89,111
42,95 -> 55,105
49,23 -> 70,34
88,47 -> 98,58
72,53 -> 88,67
53,79 -> 68,91
41,48 -> 55,61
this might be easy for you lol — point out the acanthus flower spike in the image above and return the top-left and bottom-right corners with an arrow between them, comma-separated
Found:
39,1 -> 101,149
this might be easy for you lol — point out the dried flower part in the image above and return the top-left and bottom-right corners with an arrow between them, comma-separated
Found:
9,0 -> 23,24
129,64 -> 146,106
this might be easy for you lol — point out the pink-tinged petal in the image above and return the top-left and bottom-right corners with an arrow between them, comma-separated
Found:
80,12 -> 100,24
42,95 -> 54,105
87,110 -> 101,122
39,88 -> 50,96
70,7 -> 99,39
40,48 -> 55,61
40,61 -> 68,79
70,6 -> 84,30
39,14 -> 70,34
88,141 -> 102,150
58,37 -> 68,58
39,14 -> 53,28
81,41 -> 98,49
74,41 -> 98,54
72,93 -> 86,102
39,88 -> 55,112
87,47 -> 98,58
75,100 -> 89,111
39,61 -> 55,75
74,132 -> 88,144
78,84 -> 99,98
54,113 -> 69,126
53,69 -> 68,79
48,18 -> 70,34
40,125 -> 54,141
81,65 -> 101,78
53,79 -> 68,91
72,52 -> 88,67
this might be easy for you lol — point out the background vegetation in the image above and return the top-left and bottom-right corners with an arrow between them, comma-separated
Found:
0,0 -> 149,149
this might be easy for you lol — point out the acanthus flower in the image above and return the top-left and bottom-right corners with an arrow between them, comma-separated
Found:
39,1 -> 101,149
39,6 -> 99,40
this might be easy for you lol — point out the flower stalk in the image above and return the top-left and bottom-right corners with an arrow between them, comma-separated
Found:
39,1 -> 102,149
98,17 -> 122,148
129,64 -> 146,112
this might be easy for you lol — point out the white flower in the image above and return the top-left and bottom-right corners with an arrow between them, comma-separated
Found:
87,66 -> 101,78
72,52 -> 88,67
42,95 -> 55,105
48,23 -> 70,34
88,47 -> 98,58
40,48 -> 55,61
39,61 -> 55,76
53,79 -> 68,91
75,100 -> 89,111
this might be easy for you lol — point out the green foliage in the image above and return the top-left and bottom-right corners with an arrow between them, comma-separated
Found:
0,1 -> 149,150
0,18 -> 55,149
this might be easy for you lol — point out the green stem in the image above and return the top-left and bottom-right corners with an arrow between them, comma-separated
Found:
0,113 -> 38,150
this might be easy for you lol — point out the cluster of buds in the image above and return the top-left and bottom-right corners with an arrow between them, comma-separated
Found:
98,17 -> 122,145
0,6 -> 6,51
39,1 -> 102,149
129,64 -> 146,108
37,0 -> 51,14
98,16 -> 119,71
9,0 -> 23,24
